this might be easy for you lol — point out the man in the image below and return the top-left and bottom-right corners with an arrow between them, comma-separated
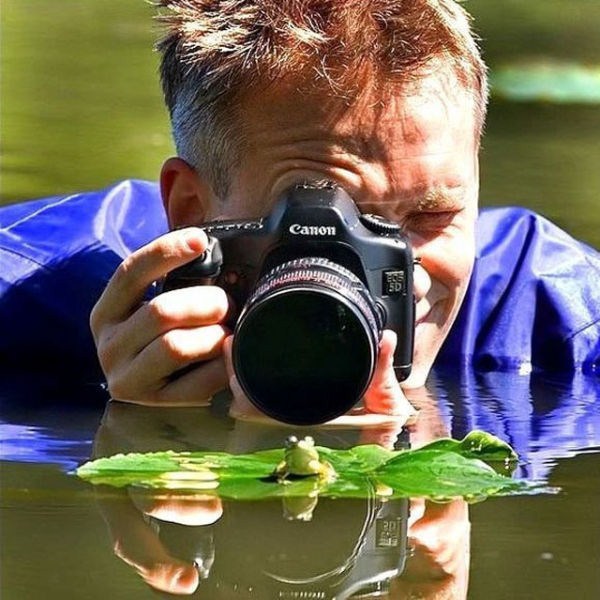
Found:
89,0 -> 488,416
1,1 -> 596,408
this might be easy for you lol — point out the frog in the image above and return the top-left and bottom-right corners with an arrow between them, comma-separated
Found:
273,435 -> 336,483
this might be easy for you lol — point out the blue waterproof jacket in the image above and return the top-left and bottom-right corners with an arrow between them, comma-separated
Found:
1,179 -> 599,380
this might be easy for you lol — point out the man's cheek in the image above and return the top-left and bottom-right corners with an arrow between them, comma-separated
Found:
406,293 -> 462,388
429,236 -> 475,292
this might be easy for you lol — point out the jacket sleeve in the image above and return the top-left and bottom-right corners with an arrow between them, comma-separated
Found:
439,207 -> 600,375
0,180 -> 167,382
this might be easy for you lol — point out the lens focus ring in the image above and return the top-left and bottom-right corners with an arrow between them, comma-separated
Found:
245,257 -> 383,338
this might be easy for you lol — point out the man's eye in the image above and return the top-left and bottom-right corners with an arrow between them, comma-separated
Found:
405,210 -> 461,232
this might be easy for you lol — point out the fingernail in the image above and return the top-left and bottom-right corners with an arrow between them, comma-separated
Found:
182,227 -> 206,252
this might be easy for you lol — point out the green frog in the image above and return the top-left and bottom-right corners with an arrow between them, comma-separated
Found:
274,435 -> 336,483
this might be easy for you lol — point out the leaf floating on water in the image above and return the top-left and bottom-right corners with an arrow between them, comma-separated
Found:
414,430 -> 518,476
491,61 -> 600,104
76,431 -> 552,501
416,430 -> 517,461
77,450 -> 181,473
376,450 -> 527,502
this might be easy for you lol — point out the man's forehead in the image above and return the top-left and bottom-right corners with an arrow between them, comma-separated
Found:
225,69 -> 478,216
337,80 -> 476,152
243,70 -> 477,153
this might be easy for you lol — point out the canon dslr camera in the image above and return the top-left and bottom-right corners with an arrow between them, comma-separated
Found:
163,183 -> 415,425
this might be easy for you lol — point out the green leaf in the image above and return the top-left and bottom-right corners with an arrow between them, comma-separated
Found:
76,432 -> 550,501
414,430 -> 518,475
376,450 -> 528,503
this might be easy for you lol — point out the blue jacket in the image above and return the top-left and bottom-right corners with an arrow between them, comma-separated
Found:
1,179 -> 599,380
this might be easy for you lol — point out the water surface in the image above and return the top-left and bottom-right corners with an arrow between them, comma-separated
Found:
2,371 -> 599,599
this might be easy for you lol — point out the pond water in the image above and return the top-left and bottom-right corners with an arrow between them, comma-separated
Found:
2,371 -> 599,599
1,1 -> 600,599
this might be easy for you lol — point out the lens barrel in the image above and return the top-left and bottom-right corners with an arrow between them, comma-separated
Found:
232,257 -> 383,425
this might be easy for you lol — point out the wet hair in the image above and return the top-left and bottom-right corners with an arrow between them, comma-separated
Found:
155,0 -> 488,198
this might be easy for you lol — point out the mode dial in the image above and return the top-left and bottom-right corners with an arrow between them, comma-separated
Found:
359,213 -> 402,235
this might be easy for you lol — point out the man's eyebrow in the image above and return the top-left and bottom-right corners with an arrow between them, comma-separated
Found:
415,186 -> 465,210
370,185 -> 466,208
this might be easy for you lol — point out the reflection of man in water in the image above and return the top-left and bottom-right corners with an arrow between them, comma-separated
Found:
94,397 -> 470,598
90,0 -> 487,416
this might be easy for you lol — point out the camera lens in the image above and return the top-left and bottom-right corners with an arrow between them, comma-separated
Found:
232,257 -> 383,425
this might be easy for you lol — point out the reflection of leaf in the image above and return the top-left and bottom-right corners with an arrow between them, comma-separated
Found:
491,62 -> 600,104
77,431 -> 552,501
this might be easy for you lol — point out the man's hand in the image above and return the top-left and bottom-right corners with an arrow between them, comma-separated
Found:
90,228 -> 230,406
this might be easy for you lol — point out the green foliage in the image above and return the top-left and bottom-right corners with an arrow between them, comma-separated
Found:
77,431 -> 551,502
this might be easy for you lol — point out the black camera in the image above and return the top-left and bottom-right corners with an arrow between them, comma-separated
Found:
163,183 -> 415,425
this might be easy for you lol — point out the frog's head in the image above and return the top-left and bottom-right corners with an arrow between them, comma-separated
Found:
283,435 -> 321,475
285,435 -> 315,452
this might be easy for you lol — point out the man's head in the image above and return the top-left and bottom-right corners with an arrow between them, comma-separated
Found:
157,0 -> 487,199
156,0 -> 487,388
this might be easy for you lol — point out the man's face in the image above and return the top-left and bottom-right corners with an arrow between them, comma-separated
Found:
204,71 -> 480,388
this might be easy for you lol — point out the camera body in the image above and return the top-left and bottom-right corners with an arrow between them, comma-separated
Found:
163,184 -> 415,424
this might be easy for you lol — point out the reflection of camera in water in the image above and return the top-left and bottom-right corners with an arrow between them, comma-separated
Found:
163,183 -> 415,425
153,494 -> 410,599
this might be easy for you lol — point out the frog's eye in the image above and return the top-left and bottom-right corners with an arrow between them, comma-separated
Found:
285,435 -> 299,448
304,436 -> 315,446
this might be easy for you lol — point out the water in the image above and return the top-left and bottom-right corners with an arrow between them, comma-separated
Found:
1,1 -> 600,598
1,372 -> 599,599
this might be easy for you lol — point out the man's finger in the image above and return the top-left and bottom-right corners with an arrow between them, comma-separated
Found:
91,227 -> 208,331
129,489 -> 223,526
104,286 -> 230,361
109,327 -> 229,403
97,494 -> 200,595
151,355 -> 229,406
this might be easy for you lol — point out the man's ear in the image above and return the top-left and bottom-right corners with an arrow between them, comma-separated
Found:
160,157 -> 213,228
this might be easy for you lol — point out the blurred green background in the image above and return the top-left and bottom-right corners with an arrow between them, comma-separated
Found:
2,0 -> 600,246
